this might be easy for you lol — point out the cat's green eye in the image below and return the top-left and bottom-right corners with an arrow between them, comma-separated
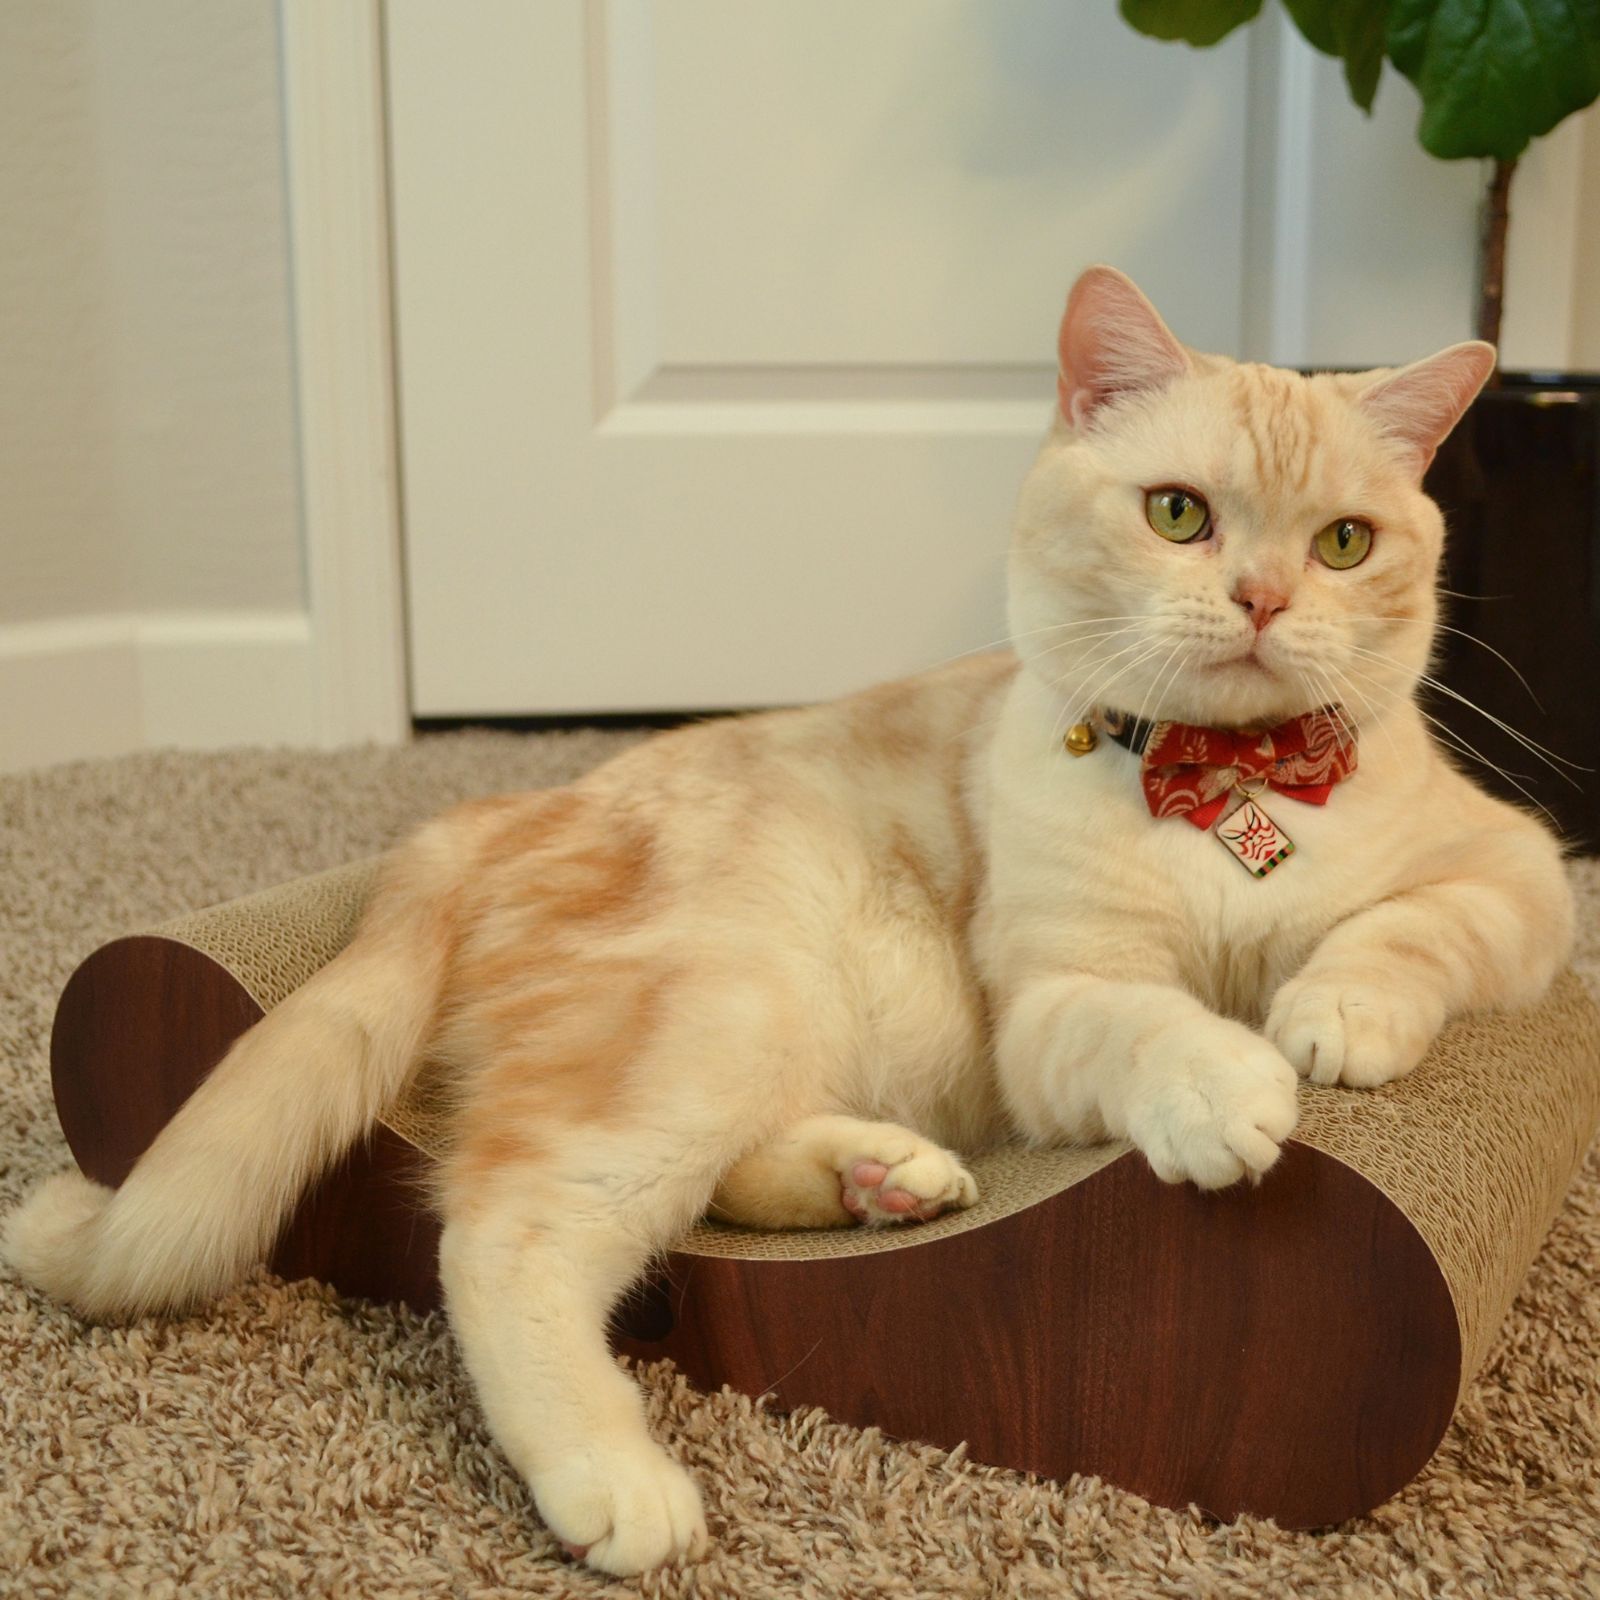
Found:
1145,488 -> 1210,543
1313,518 -> 1373,570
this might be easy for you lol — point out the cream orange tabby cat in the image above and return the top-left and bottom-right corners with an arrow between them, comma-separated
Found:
6,268 -> 1573,1575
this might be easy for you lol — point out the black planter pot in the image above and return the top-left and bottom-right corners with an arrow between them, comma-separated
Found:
1423,374 -> 1600,854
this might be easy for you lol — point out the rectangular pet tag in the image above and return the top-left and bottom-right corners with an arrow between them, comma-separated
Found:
1216,796 -> 1295,878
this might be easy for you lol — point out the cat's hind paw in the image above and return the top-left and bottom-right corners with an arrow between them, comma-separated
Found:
710,1115 -> 979,1230
839,1138 -> 978,1226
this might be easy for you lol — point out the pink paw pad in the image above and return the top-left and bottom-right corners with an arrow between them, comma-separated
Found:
842,1159 -> 951,1225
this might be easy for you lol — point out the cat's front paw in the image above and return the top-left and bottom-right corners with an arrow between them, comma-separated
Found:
533,1440 -> 707,1576
1266,976 -> 1443,1088
1123,1021 -> 1298,1189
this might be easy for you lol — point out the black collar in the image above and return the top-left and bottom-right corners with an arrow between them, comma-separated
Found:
1095,706 -> 1347,757
1096,708 -> 1158,756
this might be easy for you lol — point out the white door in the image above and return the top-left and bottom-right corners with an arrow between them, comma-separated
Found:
382,0 -> 1493,717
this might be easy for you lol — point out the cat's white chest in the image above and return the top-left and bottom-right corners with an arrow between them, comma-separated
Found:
983,681 -> 1422,1017
1065,737 -> 1390,918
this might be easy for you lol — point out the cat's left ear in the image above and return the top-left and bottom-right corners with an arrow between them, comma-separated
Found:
1357,341 -> 1496,476
1057,266 -> 1190,429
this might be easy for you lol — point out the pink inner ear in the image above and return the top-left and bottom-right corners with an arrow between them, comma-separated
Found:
1357,341 -> 1496,474
1057,266 -> 1189,429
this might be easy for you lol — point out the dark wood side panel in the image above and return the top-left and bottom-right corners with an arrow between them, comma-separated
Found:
617,1143 -> 1461,1532
52,936 -> 267,1189
50,935 -> 442,1312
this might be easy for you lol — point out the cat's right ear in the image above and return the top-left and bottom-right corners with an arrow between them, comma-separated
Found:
1356,340 -> 1497,476
1057,266 -> 1190,429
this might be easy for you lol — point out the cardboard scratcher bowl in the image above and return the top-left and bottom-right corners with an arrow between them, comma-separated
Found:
51,859 -> 1600,1530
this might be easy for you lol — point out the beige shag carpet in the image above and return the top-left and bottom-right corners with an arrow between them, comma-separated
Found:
3,731 -> 1599,1599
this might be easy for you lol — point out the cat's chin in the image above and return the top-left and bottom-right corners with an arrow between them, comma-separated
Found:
1158,668 -> 1318,732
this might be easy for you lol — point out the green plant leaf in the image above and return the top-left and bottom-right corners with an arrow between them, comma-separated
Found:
1388,0 -> 1600,159
1282,0 -> 1390,109
1279,0 -> 1348,52
1119,0 -> 1264,47
1340,0 -> 1389,106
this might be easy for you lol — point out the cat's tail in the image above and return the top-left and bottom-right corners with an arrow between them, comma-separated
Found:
3,827 -> 464,1322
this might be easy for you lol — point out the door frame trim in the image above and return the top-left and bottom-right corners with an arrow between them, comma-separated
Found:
280,0 -> 410,746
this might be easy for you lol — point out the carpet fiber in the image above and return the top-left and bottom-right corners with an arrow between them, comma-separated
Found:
3,732 -> 1598,1599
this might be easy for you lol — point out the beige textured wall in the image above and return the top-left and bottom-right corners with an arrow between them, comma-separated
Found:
0,0 -> 303,626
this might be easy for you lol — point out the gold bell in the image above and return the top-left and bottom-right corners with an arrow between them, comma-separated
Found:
1063,722 -> 1098,756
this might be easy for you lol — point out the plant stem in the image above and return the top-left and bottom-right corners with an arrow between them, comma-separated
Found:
1477,158 -> 1516,362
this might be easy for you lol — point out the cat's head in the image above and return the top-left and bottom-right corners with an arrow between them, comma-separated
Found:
1009,266 -> 1493,732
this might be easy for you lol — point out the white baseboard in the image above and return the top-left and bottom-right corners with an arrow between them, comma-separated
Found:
0,610 -> 321,773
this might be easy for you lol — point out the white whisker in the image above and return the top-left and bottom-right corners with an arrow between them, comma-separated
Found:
1336,657 -> 1561,827
922,616 -> 1153,674
1343,643 -> 1588,782
1030,625 -> 1145,663
1318,661 -> 1403,773
1047,639 -> 1166,752
1343,612 -> 1542,711
1048,634 -> 1155,712
1136,641 -> 1190,726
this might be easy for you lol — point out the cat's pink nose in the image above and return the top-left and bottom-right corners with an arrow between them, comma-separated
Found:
1232,582 -> 1290,632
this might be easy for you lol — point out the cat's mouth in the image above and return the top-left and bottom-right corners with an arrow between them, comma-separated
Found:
1208,647 -> 1275,676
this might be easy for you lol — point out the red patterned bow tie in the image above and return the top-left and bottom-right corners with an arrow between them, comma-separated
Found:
1102,707 -> 1358,829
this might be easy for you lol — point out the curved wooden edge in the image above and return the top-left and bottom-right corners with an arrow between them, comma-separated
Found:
50,934 -> 442,1313
52,935 -> 267,1187
616,1141 -> 1463,1531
